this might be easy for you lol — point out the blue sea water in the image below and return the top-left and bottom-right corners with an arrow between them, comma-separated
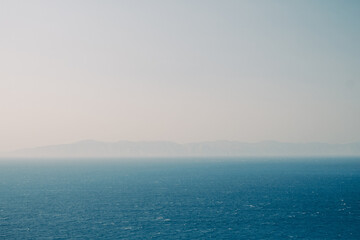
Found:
0,158 -> 359,239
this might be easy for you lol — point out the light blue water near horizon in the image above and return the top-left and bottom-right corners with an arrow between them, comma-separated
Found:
0,158 -> 359,239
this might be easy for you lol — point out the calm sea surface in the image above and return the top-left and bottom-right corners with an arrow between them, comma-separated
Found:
0,158 -> 359,239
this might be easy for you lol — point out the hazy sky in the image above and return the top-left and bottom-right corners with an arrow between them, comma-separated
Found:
0,0 -> 359,151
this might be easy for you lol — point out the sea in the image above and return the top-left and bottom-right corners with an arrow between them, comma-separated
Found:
0,157 -> 359,239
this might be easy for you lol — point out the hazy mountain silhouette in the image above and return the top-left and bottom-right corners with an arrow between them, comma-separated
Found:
2,140 -> 360,158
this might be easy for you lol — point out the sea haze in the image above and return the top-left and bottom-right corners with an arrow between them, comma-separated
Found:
3,140 -> 360,158
0,157 -> 359,239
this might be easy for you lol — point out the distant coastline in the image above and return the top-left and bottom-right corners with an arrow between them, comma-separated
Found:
1,140 -> 360,158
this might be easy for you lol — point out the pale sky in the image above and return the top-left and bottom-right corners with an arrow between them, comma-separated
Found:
0,0 -> 359,151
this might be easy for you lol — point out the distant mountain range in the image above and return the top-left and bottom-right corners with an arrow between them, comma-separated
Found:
1,140 -> 360,158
